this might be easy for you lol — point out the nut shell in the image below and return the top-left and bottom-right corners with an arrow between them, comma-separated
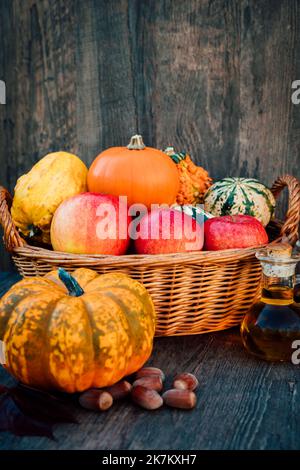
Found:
135,367 -> 165,381
163,389 -> 196,410
131,385 -> 163,410
79,389 -> 113,411
104,380 -> 132,400
133,375 -> 163,392
173,373 -> 198,391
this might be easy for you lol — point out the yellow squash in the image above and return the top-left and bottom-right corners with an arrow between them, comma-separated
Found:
11,151 -> 88,244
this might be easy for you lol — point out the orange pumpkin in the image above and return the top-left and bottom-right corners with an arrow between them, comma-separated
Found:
87,135 -> 180,208
0,268 -> 156,393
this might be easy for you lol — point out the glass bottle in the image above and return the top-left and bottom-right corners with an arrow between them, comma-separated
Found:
294,240 -> 300,303
241,244 -> 300,362
294,275 -> 300,305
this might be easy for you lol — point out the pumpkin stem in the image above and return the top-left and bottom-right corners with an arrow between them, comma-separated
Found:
164,146 -> 176,156
58,268 -> 84,297
127,134 -> 146,150
164,147 -> 187,164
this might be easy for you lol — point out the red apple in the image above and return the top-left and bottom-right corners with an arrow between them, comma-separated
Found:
51,193 -> 130,255
204,214 -> 268,250
133,209 -> 204,254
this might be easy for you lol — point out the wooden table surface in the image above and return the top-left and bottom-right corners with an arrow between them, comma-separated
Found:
0,272 -> 300,450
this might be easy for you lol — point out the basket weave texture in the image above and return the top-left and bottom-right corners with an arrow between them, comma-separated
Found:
1,175 -> 300,337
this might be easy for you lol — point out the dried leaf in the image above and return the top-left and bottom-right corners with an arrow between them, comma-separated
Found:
0,382 -> 77,439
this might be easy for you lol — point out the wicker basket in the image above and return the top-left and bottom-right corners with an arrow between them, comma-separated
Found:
1,175 -> 300,337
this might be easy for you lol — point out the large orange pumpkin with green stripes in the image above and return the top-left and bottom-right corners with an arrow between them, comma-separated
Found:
0,268 -> 156,393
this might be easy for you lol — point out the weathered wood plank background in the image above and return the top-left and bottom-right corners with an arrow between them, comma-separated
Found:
0,0 -> 300,270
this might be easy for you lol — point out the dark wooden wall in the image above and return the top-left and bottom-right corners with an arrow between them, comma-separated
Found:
0,0 -> 300,270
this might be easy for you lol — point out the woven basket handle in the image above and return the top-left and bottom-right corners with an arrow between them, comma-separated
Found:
0,186 -> 25,251
270,175 -> 300,244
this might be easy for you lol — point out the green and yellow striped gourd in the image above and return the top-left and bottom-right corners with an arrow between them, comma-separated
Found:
204,177 -> 275,227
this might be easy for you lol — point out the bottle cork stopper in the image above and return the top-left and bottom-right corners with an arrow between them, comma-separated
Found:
257,241 -> 298,278
266,242 -> 292,258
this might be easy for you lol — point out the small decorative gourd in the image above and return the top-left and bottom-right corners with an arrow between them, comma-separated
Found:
0,268 -> 156,393
204,177 -> 276,226
172,204 -> 213,223
164,147 -> 212,205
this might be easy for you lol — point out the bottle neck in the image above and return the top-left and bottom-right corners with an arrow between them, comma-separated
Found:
261,273 -> 295,305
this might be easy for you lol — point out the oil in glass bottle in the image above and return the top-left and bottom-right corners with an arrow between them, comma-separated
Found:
241,243 -> 300,362
294,240 -> 300,304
